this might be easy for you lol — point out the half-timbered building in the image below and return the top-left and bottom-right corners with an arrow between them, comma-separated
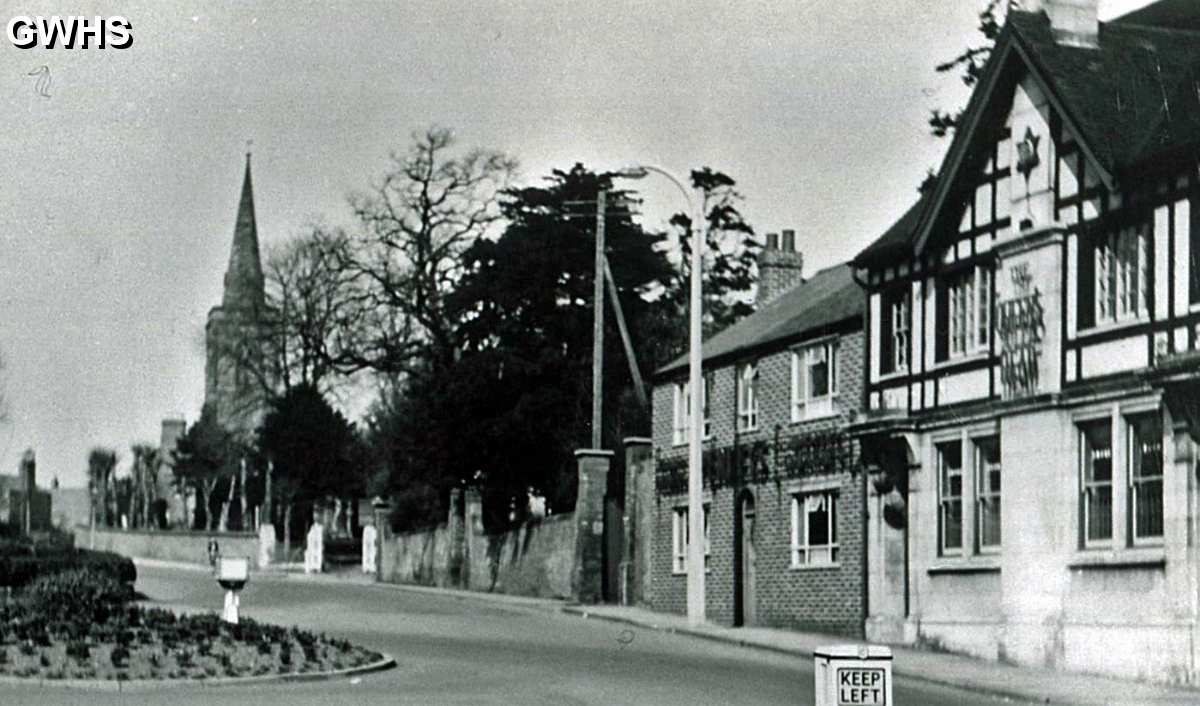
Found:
850,0 -> 1200,683
650,233 -> 867,635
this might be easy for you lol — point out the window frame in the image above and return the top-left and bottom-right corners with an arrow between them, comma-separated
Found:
790,489 -> 839,568
944,264 -> 992,360
1127,412 -> 1164,546
880,288 -> 910,375
672,375 -> 714,446
671,505 -> 711,575
1079,418 -> 1115,549
791,338 -> 838,421
737,362 -> 759,432
937,440 -> 965,556
974,436 -> 1002,553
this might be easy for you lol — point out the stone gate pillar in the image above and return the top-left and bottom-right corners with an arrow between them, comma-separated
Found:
572,449 -> 611,604
447,488 -> 466,588
622,438 -> 652,606
464,488 -> 485,591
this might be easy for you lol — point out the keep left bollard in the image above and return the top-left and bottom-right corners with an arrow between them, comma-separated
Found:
814,644 -> 892,706
216,556 -> 250,624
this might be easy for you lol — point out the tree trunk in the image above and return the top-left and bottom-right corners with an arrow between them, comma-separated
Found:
283,502 -> 293,563
218,474 -> 236,532
238,458 -> 247,531
197,483 -> 212,531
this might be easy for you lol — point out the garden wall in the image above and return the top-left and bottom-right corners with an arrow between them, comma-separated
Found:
379,450 -> 613,601
82,526 -> 258,567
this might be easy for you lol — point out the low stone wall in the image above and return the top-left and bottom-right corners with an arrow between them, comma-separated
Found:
381,512 -> 576,599
378,523 -> 454,587
484,514 -> 576,599
82,526 -> 259,567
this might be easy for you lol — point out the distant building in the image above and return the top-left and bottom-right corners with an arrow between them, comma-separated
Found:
650,232 -> 867,635
204,153 -> 271,441
850,0 -> 1200,684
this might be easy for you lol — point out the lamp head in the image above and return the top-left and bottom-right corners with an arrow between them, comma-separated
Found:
613,165 -> 649,179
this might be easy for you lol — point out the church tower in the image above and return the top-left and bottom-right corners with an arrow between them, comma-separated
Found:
204,152 -> 270,438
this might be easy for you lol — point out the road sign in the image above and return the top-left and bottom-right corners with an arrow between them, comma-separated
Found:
814,644 -> 892,706
836,667 -> 886,704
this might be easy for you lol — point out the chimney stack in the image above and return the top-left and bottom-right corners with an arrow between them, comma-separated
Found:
1020,0 -> 1099,48
756,229 -> 804,307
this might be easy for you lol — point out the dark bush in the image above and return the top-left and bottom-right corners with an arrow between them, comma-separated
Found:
0,549 -> 135,589
66,640 -> 90,662
21,568 -> 131,632
110,646 -> 129,668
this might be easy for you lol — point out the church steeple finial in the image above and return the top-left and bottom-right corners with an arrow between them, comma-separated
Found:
221,149 -> 264,311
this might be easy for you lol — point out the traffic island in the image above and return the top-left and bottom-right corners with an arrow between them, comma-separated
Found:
0,567 -> 392,686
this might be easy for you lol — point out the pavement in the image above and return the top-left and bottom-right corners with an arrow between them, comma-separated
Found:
128,558 -> 1200,705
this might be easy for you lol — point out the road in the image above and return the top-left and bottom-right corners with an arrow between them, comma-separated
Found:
3,565 -> 1022,705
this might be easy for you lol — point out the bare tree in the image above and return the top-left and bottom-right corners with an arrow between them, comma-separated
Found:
335,126 -> 518,376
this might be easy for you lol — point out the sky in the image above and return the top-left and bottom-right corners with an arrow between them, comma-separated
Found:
0,0 -> 1153,488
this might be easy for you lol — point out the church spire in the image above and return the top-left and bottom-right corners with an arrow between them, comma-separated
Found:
222,150 -> 264,311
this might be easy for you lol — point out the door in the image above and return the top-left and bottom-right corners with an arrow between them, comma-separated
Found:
737,491 -> 757,627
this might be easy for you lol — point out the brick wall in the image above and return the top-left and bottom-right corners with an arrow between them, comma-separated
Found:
650,329 -> 866,636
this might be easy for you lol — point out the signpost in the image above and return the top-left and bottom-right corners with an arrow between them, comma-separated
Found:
216,555 -> 250,624
814,644 -> 893,706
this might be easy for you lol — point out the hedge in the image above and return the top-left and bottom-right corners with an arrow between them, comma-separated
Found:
0,549 -> 136,589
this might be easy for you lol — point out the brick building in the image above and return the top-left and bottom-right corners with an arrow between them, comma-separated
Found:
850,0 -> 1200,683
649,232 -> 866,635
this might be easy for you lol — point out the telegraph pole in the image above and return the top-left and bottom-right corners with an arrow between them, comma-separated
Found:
591,189 -> 607,449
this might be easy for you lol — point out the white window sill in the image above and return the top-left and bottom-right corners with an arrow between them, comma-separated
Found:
671,434 -> 713,448
793,396 -> 839,423
927,556 -> 1001,575
671,568 -> 713,576
1078,315 -> 1149,339
789,561 -> 841,572
875,368 -> 909,383
1069,546 -> 1165,570
933,350 -> 990,371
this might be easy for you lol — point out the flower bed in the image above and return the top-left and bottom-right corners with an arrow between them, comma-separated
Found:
0,569 -> 381,681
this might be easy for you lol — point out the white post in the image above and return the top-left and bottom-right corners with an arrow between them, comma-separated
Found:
223,590 -> 240,624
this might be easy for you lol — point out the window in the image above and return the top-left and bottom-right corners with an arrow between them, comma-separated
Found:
1128,413 -> 1164,543
975,436 -> 1001,552
790,490 -> 838,566
1079,419 -> 1114,547
937,441 -> 964,555
792,339 -> 838,421
671,505 -> 710,574
1094,222 -> 1149,325
672,375 -> 714,445
944,266 -> 992,359
672,382 -> 688,446
737,363 -> 758,431
879,289 -> 910,375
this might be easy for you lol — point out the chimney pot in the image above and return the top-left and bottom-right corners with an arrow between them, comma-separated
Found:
781,229 -> 796,252
766,232 -> 779,250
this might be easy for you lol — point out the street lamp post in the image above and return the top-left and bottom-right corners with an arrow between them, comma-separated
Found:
615,164 -> 705,625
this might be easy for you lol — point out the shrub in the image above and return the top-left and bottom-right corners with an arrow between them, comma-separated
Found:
66,641 -> 89,662
110,646 -> 130,668
21,568 -> 131,634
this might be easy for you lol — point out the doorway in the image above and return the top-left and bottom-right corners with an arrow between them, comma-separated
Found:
735,490 -> 757,627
